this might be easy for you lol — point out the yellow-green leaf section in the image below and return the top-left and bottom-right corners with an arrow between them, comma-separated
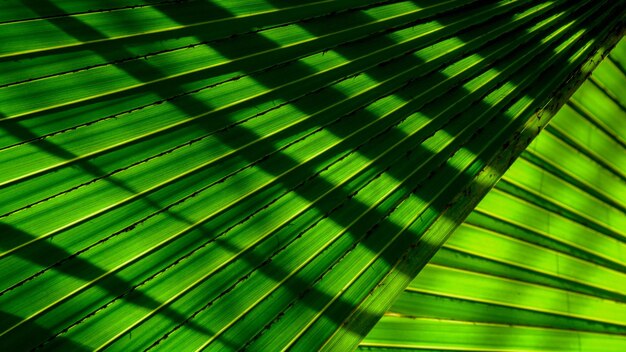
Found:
360,38 -> 626,352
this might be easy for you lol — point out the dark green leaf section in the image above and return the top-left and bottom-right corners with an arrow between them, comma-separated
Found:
0,1 -> 623,351
360,38 -> 626,352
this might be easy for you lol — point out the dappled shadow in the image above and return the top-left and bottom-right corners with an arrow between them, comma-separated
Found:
0,0 -> 623,350
0,223 -> 219,351
0,311 -> 90,352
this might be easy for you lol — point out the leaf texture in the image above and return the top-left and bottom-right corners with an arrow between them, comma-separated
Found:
0,1 -> 624,350
360,38 -> 626,352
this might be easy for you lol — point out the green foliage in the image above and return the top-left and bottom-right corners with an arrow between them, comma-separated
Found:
0,1 -> 623,350
361,38 -> 626,352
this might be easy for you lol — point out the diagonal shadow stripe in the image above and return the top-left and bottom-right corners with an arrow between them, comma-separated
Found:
0,0 -> 622,350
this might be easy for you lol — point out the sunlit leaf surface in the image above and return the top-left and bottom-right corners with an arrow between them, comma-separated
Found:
0,1 -> 623,350
361,38 -> 626,352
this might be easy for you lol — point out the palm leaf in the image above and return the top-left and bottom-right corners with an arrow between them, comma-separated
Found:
0,1 -> 623,350
360,37 -> 626,352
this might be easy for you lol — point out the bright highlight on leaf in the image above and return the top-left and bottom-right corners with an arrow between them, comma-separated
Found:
361,37 -> 626,352
0,1 -> 624,351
